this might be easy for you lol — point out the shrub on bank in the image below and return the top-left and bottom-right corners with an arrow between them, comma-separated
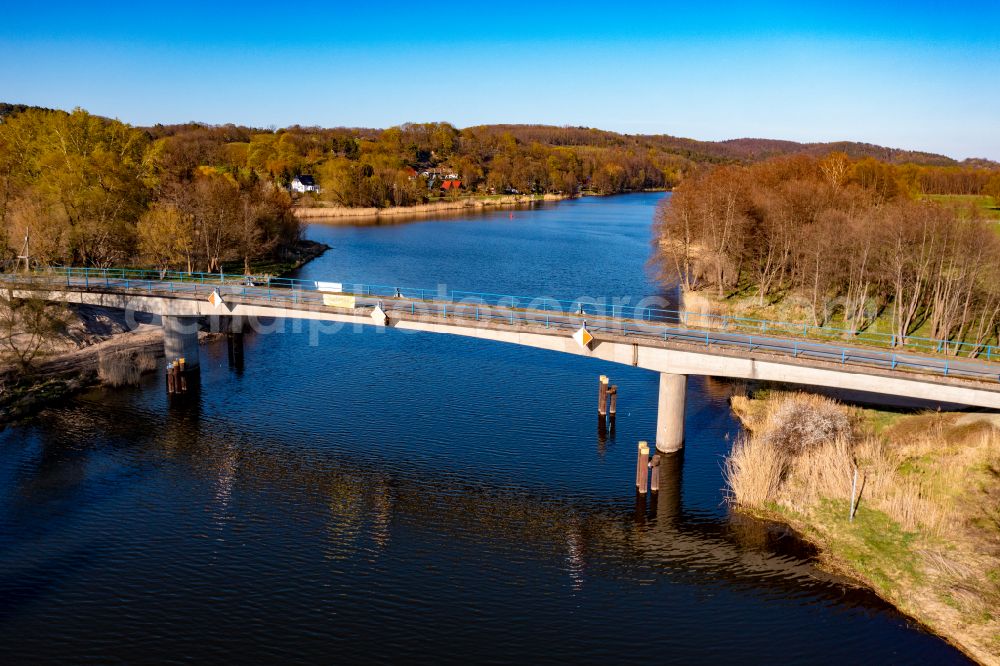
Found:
763,393 -> 854,455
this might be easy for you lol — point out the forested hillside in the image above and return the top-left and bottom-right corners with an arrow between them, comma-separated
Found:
0,107 -> 301,272
2,102 -> 999,273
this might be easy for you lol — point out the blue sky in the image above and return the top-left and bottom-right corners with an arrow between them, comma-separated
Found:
3,1 -> 999,159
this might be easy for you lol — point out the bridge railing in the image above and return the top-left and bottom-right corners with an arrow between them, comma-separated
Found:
11,266 -> 1000,370
386,298 -> 1000,384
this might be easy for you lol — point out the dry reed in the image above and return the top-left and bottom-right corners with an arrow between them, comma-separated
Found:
723,434 -> 786,507
725,390 -> 1000,663
726,391 -> 964,536
97,345 -> 157,387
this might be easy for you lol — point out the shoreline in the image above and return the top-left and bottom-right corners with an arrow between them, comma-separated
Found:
726,387 -> 1000,665
0,325 -> 167,426
731,501 -> 970,658
293,193 -> 571,222
0,239 -> 331,427
294,189 -> 671,223
731,504 -> 988,665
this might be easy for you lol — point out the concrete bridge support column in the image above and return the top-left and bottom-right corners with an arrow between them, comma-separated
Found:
226,316 -> 245,370
162,315 -> 201,370
655,372 -> 687,453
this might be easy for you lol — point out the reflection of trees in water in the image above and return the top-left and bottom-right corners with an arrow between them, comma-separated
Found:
322,473 -> 396,560
564,514 -> 586,592
17,399 -> 890,611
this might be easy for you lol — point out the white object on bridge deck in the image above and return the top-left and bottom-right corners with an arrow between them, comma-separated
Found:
371,302 -> 388,326
208,289 -> 224,309
573,323 -> 594,349
323,293 -> 356,308
315,281 -> 344,293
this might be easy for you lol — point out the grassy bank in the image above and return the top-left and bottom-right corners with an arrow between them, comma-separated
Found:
679,287 -> 999,360
726,388 -> 1000,664
924,194 -> 1000,221
924,194 -> 1000,238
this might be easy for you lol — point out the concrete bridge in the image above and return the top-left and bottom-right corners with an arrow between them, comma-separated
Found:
7,268 -> 1000,453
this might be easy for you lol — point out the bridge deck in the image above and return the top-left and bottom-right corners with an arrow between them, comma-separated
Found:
10,272 -> 1000,396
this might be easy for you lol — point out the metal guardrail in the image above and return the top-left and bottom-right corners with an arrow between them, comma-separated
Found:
4,266 -> 1000,385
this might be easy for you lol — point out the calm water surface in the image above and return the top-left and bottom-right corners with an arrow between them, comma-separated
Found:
0,194 -> 969,663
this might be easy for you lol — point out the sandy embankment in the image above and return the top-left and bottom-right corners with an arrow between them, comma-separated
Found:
293,193 -> 570,222
0,306 -> 213,424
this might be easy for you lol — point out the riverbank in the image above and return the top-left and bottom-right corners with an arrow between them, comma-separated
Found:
219,239 -> 330,275
725,387 -> 1000,664
294,193 -> 570,222
0,308 -> 166,426
0,239 -> 330,427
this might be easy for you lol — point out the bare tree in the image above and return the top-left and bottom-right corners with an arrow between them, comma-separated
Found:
0,285 -> 72,373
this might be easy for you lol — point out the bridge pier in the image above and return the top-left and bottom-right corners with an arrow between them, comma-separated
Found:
162,315 -> 201,371
226,316 -> 245,370
651,451 -> 683,521
655,372 -> 687,453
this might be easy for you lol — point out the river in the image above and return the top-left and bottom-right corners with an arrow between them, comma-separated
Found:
0,193 -> 969,663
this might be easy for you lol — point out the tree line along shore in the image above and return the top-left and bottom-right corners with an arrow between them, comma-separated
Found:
655,153 -> 1000,359
3,101 -> 999,256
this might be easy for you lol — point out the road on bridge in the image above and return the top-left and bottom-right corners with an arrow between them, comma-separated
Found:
7,267 -> 1000,389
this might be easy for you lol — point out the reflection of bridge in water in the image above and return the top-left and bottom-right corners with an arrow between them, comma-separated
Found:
10,267 -> 1000,456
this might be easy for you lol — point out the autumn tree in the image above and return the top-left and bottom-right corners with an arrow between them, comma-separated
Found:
655,182 -> 702,292
986,173 -> 1000,206
235,179 -> 295,274
185,172 -> 240,273
137,204 -> 195,276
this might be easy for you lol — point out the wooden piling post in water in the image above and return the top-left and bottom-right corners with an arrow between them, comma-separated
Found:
166,357 -> 191,396
649,454 -> 661,492
178,358 -> 187,393
606,385 -> 618,437
638,444 -> 650,494
635,441 -> 645,488
598,375 -> 609,418
636,440 -> 651,491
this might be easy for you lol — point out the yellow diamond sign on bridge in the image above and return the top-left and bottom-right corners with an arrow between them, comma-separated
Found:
573,323 -> 594,349
208,289 -> 224,309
